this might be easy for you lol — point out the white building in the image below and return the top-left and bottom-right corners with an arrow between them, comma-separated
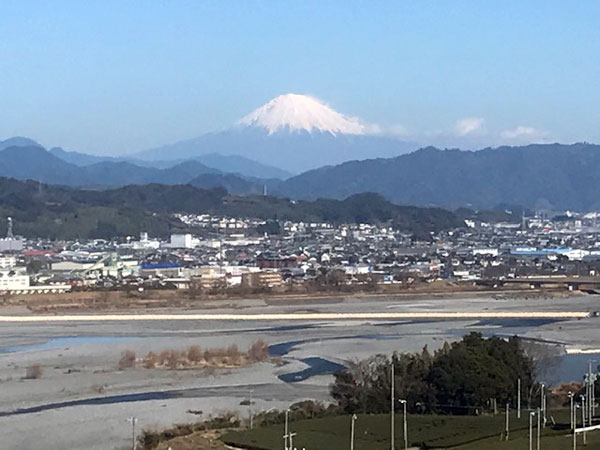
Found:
164,234 -> 198,249
0,237 -> 24,252
0,268 -> 30,291
0,264 -> 71,295
473,248 -> 499,257
130,232 -> 161,250
0,256 -> 17,269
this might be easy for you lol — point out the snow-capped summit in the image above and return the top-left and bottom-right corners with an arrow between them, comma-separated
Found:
238,93 -> 366,135
137,93 -> 415,173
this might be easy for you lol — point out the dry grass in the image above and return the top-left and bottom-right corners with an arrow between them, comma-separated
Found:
139,413 -> 240,450
136,341 -> 270,371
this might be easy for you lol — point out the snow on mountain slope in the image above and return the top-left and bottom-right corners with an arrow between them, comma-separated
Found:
238,93 -> 366,135
135,93 -> 416,173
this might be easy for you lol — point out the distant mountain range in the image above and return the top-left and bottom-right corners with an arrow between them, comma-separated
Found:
277,143 -> 600,211
0,136 -> 41,151
0,142 -> 284,193
5,90 -> 600,213
4,138 -> 600,211
133,94 -> 416,173
48,146 -> 290,179
0,145 -> 220,186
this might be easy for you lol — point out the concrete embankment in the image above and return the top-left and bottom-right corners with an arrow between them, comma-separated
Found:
0,310 -> 590,322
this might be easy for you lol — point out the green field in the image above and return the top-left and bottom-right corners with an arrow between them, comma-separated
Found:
221,410 -> 597,449
455,430 -> 600,450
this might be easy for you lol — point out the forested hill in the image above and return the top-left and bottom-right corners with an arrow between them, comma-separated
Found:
0,177 -> 461,239
277,143 -> 600,211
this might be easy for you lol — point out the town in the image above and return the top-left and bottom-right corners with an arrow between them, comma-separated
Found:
3,210 -> 600,299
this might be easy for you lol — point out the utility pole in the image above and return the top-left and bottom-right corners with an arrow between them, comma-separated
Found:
505,403 -> 510,441
284,409 -> 290,450
536,407 -> 541,450
517,378 -> 522,419
350,414 -> 357,450
399,399 -> 408,450
391,362 -> 395,450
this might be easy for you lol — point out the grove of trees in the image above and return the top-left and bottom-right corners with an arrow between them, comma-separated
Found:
330,332 -> 536,415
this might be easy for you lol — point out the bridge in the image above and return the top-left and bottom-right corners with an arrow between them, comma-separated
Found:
478,276 -> 600,292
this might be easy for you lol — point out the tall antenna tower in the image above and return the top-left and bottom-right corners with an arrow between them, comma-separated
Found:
6,217 -> 14,239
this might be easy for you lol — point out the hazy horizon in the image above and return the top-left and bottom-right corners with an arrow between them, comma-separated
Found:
2,1 -> 599,156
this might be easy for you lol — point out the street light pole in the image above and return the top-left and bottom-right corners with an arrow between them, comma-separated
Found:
518,378 -> 521,419
536,407 -> 541,450
593,372 -> 597,419
540,383 -> 546,428
391,362 -> 395,450
581,396 -> 587,445
399,399 -> 408,450
588,359 -> 597,421
350,414 -> 357,450
529,411 -> 535,450
505,403 -> 510,441
284,409 -> 290,450
130,416 -> 137,450
573,404 -> 578,450
249,389 -> 254,429
569,392 -> 574,430
289,432 -> 297,450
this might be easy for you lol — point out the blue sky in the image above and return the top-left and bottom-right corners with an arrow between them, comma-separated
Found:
1,1 -> 599,155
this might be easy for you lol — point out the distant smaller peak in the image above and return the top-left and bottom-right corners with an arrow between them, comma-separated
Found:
0,136 -> 42,149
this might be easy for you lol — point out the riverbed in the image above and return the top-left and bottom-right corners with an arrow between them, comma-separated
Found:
0,293 -> 599,450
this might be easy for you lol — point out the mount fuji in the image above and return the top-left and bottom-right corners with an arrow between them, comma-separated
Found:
135,94 -> 416,174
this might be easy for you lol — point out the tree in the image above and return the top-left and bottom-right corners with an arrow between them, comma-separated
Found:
427,333 -> 533,414
329,333 -> 536,415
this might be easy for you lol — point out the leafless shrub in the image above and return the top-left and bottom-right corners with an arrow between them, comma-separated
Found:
138,340 -> 270,371
226,344 -> 240,357
225,344 -> 242,364
143,352 -> 158,369
158,350 -> 171,365
24,363 -> 43,379
92,384 -> 107,394
272,356 -> 285,366
118,350 -> 136,370
187,345 -> 202,362
248,340 -> 270,362
166,350 -> 181,370
203,348 -> 216,361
